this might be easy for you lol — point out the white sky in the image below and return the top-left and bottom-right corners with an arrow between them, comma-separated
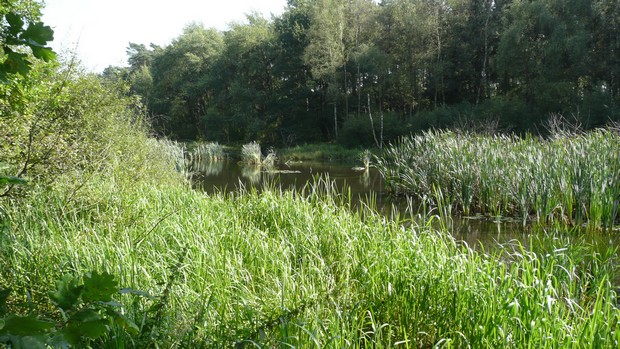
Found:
41,0 -> 288,72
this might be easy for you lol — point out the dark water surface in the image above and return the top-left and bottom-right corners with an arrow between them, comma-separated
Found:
189,160 -> 552,249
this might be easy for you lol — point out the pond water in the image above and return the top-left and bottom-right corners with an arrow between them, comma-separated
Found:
189,159 -> 541,249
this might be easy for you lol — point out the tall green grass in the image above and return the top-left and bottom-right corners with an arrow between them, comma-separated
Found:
1,176 -> 618,347
189,142 -> 225,162
241,141 -> 263,165
375,130 -> 620,228
155,138 -> 189,177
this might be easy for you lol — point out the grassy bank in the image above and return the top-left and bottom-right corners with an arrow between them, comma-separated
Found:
279,143 -> 370,163
1,175 -> 619,347
375,130 -> 620,228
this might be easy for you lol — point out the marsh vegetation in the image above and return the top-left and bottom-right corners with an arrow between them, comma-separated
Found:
2,0 -> 620,347
374,130 -> 620,229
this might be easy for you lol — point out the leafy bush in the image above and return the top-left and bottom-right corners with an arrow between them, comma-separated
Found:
0,60 -> 181,193
1,271 -> 139,348
412,98 -> 532,133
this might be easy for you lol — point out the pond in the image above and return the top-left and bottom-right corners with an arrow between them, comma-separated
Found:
189,159 -> 543,249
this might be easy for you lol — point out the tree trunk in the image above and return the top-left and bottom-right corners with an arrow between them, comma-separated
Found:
368,93 -> 379,148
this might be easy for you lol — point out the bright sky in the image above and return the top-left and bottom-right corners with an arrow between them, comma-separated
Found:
41,0 -> 288,72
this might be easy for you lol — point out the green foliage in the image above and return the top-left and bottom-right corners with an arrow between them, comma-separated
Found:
1,176 -> 619,347
0,0 -> 55,82
0,59 -> 182,192
340,112 -> 408,147
0,175 -> 27,186
375,129 -> 620,227
110,0 -> 619,145
0,314 -> 54,349
2,3 -> 619,346
279,143 -> 363,161
141,24 -> 224,140
1,271 -> 138,348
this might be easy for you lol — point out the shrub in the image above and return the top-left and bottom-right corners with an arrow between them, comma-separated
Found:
0,60 -> 181,194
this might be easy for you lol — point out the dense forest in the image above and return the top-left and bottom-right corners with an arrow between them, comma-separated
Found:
103,0 -> 620,146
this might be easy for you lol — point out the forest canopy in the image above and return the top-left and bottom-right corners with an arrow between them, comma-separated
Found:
104,0 -> 620,146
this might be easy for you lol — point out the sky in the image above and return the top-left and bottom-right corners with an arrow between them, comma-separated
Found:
41,0 -> 288,72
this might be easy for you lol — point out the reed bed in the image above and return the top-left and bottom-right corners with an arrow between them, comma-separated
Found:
375,130 -> 620,228
1,176 -> 619,347
241,141 -> 263,165
189,142 -> 225,163
154,138 -> 189,177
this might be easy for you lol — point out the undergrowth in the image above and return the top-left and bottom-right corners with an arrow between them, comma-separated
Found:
1,176 -> 618,347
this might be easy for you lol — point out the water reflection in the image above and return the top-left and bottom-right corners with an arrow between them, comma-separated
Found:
189,158 -> 224,176
240,164 -> 262,184
359,169 -> 371,188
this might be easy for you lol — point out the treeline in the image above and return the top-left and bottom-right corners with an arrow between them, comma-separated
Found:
104,0 -> 620,146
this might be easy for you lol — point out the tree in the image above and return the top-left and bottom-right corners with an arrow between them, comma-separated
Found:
377,0 -> 435,115
210,14 -> 279,143
591,0 -> 620,108
147,23 -> 224,139
1,0 -> 55,195
271,1 -> 321,143
345,0 -> 380,117
496,0 -> 594,128
304,0 -> 349,139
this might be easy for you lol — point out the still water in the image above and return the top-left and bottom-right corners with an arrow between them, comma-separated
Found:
189,159 -> 539,248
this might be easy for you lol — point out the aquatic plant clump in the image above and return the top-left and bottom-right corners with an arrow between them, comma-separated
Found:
374,130 -> 620,228
262,148 -> 278,167
191,142 -> 225,162
241,141 -> 262,165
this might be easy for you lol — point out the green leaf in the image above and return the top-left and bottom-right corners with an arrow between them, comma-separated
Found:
106,308 -> 140,335
71,309 -> 102,322
118,287 -> 156,300
0,70 -> 9,84
2,334 -> 49,349
76,318 -> 110,339
61,318 -> 109,345
2,51 -> 31,76
49,274 -> 83,311
82,271 -> 118,303
30,46 -> 56,62
0,176 -> 28,186
21,22 -> 54,46
0,315 -> 54,336
62,309 -> 109,346
5,13 -> 24,36
0,316 -> 52,349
